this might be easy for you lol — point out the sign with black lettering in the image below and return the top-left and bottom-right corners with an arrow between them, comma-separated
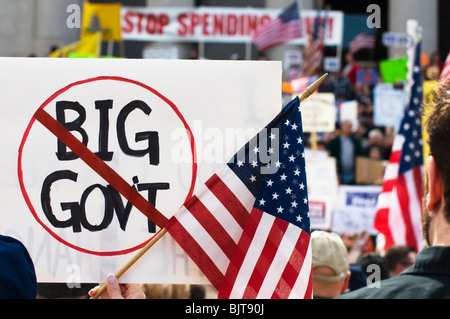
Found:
0,58 -> 281,283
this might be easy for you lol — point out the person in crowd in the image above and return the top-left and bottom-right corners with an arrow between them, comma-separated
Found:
384,245 -> 416,277
331,70 -> 355,101
0,235 -> 37,299
311,230 -> 351,299
342,51 -> 361,86
425,52 -> 443,81
326,120 -> 365,184
337,79 -> 450,298
356,252 -> 390,282
366,128 -> 389,160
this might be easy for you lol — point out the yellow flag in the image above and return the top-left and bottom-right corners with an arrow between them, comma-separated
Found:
48,32 -> 101,58
81,2 -> 122,42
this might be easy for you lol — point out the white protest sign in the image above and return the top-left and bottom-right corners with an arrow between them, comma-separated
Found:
339,100 -> 358,131
305,157 -> 338,231
0,58 -> 281,284
297,93 -> 335,133
374,83 -> 406,131
331,185 -> 381,235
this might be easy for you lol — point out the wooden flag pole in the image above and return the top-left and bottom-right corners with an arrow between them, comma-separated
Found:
89,72 -> 329,299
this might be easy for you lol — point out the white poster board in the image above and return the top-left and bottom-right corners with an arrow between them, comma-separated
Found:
339,100 -> 358,131
0,58 -> 281,284
305,157 -> 338,230
331,185 -> 381,235
298,93 -> 335,133
374,83 -> 406,131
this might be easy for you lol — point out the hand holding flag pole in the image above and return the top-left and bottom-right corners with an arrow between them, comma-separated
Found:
90,73 -> 328,299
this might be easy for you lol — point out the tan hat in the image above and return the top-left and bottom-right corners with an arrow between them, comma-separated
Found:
311,230 -> 349,282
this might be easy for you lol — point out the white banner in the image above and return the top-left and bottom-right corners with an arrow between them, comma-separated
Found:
0,58 -> 281,284
331,185 -> 381,235
121,7 -> 344,45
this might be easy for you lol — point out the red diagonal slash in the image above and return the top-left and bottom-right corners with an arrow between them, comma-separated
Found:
34,107 -> 169,229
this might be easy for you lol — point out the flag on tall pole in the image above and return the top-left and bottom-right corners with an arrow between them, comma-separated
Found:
250,2 -> 302,51
373,41 -> 424,252
300,10 -> 326,77
166,96 -> 312,298
81,2 -> 122,42
349,29 -> 376,53
440,51 -> 450,82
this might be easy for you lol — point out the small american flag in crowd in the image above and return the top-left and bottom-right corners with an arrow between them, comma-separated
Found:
250,2 -> 302,51
349,29 -> 376,53
166,97 -> 312,299
300,10 -> 326,77
374,41 -> 424,252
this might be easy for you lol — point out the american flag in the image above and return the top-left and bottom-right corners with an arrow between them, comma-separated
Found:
250,2 -> 302,51
440,51 -> 450,82
349,30 -> 376,53
166,97 -> 312,298
373,41 -> 424,252
300,10 -> 325,77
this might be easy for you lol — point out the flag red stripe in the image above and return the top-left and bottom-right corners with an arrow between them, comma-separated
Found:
184,195 -> 237,259
165,218 -> 224,290
271,230 -> 310,298
389,150 -> 402,163
206,174 -> 249,228
242,217 -> 289,298
397,174 -> 418,250
374,207 -> 395,248
253,21 -> 301,50
303,269 -> 313,299
217,207 -> 264,299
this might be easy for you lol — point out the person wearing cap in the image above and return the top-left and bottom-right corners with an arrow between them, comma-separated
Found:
0,234 -> 37,299
337,79 -> 450,299
311,230 -> 351,298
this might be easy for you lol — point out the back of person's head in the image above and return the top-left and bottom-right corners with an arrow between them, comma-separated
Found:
425,79 -> 450,222
384,245 -> 416,277
311,230 -> 350,298
0,235 -> 37,299
356,252 -> 390,281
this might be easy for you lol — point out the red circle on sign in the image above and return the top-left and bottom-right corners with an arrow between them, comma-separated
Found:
17,76 -> 197,256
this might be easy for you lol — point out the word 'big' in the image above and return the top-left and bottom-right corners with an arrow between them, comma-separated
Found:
56,99 -> 159,164
41,99 -> 168,233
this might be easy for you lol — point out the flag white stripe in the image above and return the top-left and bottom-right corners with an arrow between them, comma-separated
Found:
388,185 -> 407,245
218,165 -> 256,213
175,207 -> 230,274
404,168 -> 424,250
199,187 -> 243,243
383,162 -> 400,182
228,213 -> 276,298
289,238 -> 312,299
256,223 -> 301,298
377,191 -> 394,209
